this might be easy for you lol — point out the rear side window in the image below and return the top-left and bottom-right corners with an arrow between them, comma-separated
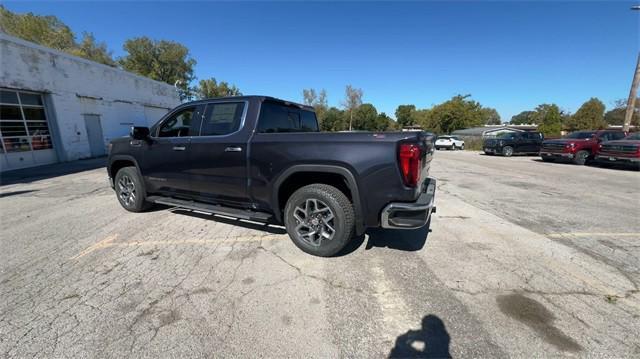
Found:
301,110 -> 319,131
199,102 -> 245,136
257,101 -> 318,133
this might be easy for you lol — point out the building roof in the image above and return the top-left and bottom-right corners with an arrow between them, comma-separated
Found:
452,124 -> 538,136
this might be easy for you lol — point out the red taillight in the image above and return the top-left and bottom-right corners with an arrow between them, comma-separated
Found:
398,143 -> 422,187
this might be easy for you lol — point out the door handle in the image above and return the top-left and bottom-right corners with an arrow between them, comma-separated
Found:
225,146 -> 242,152
172,146 -> 186,151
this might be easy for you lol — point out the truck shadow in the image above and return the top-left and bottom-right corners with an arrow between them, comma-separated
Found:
364,218 -> 431,252
389,314 -> 451,358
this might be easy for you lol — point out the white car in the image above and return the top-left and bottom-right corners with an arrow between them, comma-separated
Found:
435,135 -> 465,150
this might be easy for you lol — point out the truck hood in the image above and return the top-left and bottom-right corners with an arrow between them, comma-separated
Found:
543,138 -> 590,145
601,139 -> 640,145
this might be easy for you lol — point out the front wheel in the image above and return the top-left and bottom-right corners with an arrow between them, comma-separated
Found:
502,146 -> 514,157
114,166 -> 151,212
459,144 -> 465,150
573,150 -> 589,165
284,184 -> 354,257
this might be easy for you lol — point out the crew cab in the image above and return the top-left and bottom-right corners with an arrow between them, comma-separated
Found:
435,135 -> 464,150
483,131 -> 543,156
107,96 -> 436,256
595,132 -> 640,169
540,130 -> 627,165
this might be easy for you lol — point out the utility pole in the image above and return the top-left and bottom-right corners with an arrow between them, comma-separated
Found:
626,5 -> 640,132
624,54 -> 640,132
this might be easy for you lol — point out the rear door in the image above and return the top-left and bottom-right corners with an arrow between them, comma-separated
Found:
187,100 -> 250,207
140,105 -> 202,195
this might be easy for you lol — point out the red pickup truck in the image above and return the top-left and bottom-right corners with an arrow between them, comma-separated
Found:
595,132 -> 640,169
540,130 -> 627,165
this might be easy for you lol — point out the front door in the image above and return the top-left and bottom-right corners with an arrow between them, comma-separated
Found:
140,105 -> 202,196
84,114 -> 105,157
187,101 -> 250,207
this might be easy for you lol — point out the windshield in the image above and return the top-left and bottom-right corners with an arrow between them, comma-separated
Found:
623,132 -> 640,141
437,136 -> 451,140
565,131 -> 595,139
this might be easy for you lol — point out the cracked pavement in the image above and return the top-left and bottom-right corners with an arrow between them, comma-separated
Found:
1,152 -> 639,357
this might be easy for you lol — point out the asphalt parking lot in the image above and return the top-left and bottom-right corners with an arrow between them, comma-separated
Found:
1,151 -> 639,358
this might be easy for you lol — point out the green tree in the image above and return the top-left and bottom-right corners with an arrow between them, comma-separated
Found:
68,32 -> 116,66
376,112 -> 397,131
352,103 -> 378,131
395,105 -> 417,128
510,111 -> 536,125
195,78 -> 242,99
481,107 -> 501,125
341,85 -> 363,131
566,98 -> 606,130
533,104 -> 563,137
302,88 -> 328,128
320,107 -> 347,132
604,98 -> 639,127
428,95 -> 484,134
120,37 -> 196,99
0,6 -> 116,66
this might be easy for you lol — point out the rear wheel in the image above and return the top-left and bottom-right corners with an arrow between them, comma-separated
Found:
573,150 -> 589,165
284,184 -> 354,257
541,156 -> 554,162
114,166 -> 151,212
502,146 -> 514,157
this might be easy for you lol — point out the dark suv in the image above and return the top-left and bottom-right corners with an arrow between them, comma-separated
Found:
483,131 -> 543,156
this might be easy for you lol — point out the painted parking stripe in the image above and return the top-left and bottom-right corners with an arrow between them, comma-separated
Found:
70,234 -> 285,260
547,233 -> 640,238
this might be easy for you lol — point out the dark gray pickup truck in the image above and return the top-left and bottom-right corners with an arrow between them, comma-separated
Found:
107,96 -> 436,256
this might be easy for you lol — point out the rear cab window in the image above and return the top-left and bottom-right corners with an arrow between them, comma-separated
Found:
257,101 -> 318,133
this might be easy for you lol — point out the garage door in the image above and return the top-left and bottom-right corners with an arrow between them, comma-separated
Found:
0,89 -> 57,171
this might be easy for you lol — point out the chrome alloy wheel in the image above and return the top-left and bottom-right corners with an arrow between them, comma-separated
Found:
117,174 -> 136,207
293,198 -> 336,247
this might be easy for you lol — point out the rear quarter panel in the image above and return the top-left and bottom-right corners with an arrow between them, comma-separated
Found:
249,131 -> 432,228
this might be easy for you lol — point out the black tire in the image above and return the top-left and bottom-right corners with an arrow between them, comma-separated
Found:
573,150 -> 589,165
541,156 -> 554,162
114,166 -> 151,212
284,184 -> 354,257
502,146 -> 514,157
459,144 -> 465,150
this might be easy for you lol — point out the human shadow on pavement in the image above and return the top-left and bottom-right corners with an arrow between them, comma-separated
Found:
389,315 -> 451,358
364,218 -> 431,252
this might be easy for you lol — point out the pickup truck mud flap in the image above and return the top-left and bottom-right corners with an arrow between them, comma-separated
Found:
381,177 -> 436,229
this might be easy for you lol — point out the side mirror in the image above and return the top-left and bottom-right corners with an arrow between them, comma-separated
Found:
130,126 -> 150,140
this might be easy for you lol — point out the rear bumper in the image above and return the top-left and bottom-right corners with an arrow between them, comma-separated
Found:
540,151 -> 574,159
381,177 -> 436,229
435,144 -> 453,149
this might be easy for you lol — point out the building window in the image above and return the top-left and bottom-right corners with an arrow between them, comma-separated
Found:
0,89 -> 53,153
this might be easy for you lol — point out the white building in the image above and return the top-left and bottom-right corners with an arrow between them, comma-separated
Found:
0,33 -> 180,171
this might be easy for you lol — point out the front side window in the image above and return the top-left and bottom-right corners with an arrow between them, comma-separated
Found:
199,102 -> 245,136
158,107 -> 195,137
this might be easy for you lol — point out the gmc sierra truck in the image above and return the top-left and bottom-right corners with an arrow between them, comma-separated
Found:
107,96 -> 436,256
540,130 -> 627,165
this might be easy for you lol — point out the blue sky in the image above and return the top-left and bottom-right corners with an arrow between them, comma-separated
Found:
5,1 -> 639,121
